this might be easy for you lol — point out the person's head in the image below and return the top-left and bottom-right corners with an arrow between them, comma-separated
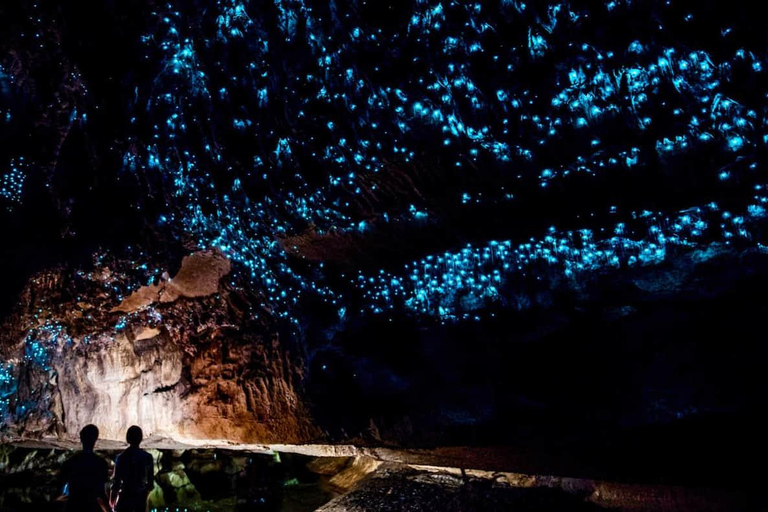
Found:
126,425 -> 143,447
79,424 -> 99,451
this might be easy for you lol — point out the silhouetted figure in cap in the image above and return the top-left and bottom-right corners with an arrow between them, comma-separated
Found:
59,424 -> 110,512
110,425 -> 154,512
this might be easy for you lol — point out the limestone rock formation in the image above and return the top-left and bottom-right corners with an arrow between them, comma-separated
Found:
112,251 -> 232,313
0,250 -> 319,445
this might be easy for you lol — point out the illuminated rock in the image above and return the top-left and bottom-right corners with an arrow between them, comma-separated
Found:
55,330 -> 184,442
113,251 -> 231,313
0,252 -> 318,445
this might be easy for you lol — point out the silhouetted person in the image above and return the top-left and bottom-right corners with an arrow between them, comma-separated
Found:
59,424 -> 110,512
110,425 -> 154,512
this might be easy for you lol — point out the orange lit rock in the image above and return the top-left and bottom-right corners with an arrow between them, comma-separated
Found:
112,251 -> 231,313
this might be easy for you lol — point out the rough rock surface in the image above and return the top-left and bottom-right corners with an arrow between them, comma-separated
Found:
316,464 -> 748,512
55,331 -> 184,442
112,251 -> 232,313
307,456 -> 382,494
0,250 -> 319,444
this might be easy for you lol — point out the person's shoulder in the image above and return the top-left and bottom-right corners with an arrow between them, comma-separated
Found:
96,453 -> 109,467
140,449 -> 153,461
84,451 -> 109,466
65,450 -> 86,463
115,448 -> 130,465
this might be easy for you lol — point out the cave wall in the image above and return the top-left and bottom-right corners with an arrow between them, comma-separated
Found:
0,251 -> 319,444
0,0 -> 767,456
0,243 -> 764,457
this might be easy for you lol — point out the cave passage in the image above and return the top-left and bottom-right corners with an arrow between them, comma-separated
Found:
0,1 -> 763,510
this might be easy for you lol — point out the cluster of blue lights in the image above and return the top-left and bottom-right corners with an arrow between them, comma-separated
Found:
0,362 -> 16,421
23,322 -> 71,371
108,1 -> 768,323
358,200 -> 768,319
1,157 -> 26,208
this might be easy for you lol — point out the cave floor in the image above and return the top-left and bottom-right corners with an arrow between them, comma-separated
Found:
2,438 -> 751,511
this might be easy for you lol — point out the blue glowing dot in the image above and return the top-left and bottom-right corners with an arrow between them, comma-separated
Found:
728,135 -> 745,151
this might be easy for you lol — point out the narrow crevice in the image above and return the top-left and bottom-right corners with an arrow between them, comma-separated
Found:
144,381 -> 179,396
